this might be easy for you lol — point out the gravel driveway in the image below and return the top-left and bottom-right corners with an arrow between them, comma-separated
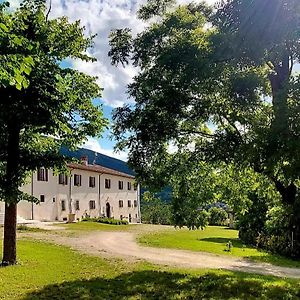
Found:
41,230 -> 300,279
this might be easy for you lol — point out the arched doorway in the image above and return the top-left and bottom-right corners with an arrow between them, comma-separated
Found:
106,203 -> 111,218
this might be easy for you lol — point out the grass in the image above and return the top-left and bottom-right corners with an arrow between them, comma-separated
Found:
61,221 -> 135,232
0,239 -> 300,299
139,226 -> 300,268
17,225 -> 47,233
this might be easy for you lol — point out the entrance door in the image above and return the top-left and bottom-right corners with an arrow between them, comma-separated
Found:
106,203 -> 111,218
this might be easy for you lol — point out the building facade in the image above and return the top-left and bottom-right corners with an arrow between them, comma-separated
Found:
0,157 -> 141,223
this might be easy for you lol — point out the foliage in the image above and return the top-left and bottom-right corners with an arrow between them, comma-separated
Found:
81,217 -> 128,225
208,207 -> 228,226
0,0 -> 107,204
0,0 -> 107,264
139,226 -> 300,268
237,194 -> 269,246
141,191 -> 173,225
256,204 -> 300,258
1,240 -> 300,300
109,0 -> 300,257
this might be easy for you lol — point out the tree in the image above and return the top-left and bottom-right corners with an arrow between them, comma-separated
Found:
109,1 -> 300,255
141,191 -> 173,225
0,0 -> 107,265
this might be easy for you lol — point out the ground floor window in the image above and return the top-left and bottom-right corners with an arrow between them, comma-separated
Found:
119,200 -> 123,208
89,200 -> 96,210
61,200 -> 66,211
40,195 -> 45,203
75,200 -> 80,211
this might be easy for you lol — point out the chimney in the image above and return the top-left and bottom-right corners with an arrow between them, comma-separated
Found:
80,156 -> 89,166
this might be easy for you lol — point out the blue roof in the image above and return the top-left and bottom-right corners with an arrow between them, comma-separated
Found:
60,146 -> 134,176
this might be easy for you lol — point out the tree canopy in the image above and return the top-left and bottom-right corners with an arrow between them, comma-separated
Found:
109,0 -> 300,254
0,0 -> 107,265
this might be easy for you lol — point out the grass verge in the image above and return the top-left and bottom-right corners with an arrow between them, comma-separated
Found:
138,226 -> 300,268
0,239 -> 299,299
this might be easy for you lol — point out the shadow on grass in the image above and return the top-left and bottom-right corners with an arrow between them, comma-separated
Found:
23,270 -> 300,300
200,237 -> 244,248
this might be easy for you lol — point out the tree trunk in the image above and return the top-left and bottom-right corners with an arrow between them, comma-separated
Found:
1,125 -> 20,266
2,203 -> 17,266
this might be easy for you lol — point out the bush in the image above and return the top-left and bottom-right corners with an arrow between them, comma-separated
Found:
208,207 -> 228,226
81,217 -> 128,225
238,194 -> 268,246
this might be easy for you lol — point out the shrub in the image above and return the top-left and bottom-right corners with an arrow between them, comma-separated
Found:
81,217 -> 128,225
238,194 -> 268,246
208,207 -> 228,226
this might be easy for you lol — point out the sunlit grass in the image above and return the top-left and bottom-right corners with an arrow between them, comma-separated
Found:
0,239 -> 299,299
139,226 -> 300,268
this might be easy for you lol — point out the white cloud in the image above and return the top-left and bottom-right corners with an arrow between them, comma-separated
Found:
48,0 -> 217,108
82,137 -> 128,161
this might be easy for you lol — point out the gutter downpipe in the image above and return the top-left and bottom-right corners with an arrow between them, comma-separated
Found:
68,168 -> 74,216
98,173 -> 103,217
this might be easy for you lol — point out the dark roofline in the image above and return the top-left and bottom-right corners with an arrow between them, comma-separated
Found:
67,163 -> 135,179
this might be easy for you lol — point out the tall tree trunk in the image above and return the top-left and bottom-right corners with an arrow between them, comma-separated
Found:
2,203 -> 17,266
1,125 -> 20,266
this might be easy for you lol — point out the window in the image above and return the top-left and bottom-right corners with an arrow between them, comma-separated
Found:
58,174 -> 68,185
128,200 -> 132,208
119,200 -> 123,208
135,214 -> 138,219
61,200 -> 66,211
53,197 -> 56,203
120,215 -> 123,220
133,183 -> 137,191
74,174 -> 82,186
37,168 -> 48,181
75,200 -> 80,211
40,195 -> 45,202
89,176 -> 96,188
89,200 -> 96,210
134,200 -> 138,207
118,181 -> 124,190
105,179 -> 111,189
127,182 -> 132,190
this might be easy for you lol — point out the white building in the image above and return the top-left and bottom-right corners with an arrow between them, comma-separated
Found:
0,156 -> 141,223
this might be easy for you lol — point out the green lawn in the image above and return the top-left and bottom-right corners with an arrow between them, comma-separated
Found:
139,226 -> 300,268
61,221 -> 135,232
0,239 -> 300,299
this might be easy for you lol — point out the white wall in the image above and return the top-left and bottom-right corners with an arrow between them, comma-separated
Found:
8,168 -> 141,223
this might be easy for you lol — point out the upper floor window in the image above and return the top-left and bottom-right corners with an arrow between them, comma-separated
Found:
134,200 -> 138,208
89,200 -> 96,210
127,182 -> 132,190
89,176 -> 96,188
40,195 -> 45,203
118,181 -> 124,190
58,174 -> 68,185
119,200 -> 123,208
37,168 -> 48,181
128,200 -> 132,208
133,183 -> 137,191
74,174 -> 82,186
105,179 -> 111,189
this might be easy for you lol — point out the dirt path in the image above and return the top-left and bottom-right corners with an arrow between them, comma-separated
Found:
35,230 -> 300,279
